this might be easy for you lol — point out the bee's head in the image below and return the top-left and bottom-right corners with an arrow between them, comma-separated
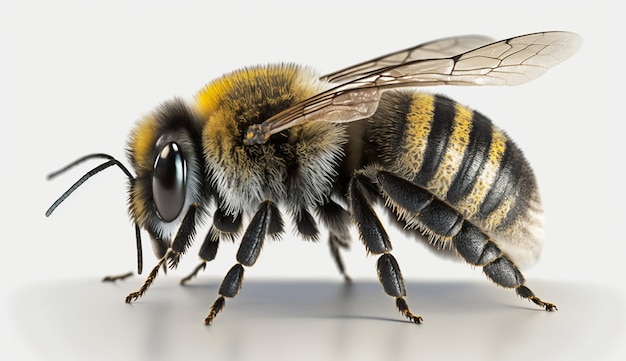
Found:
127,99 -> 208,258
46,99 -> 208,273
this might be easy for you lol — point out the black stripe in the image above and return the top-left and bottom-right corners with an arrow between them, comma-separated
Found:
414,95 -> 455,186
498,139 -> 536,229
479,137 -> 516,217
369,92 -> 413,169
447,111 -> 493,204
385,93 -> 413,161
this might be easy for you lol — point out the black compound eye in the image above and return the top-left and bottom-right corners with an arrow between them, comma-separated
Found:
152,142 -> 186,222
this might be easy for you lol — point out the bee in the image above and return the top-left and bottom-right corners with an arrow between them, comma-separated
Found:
47,31 -> 581,325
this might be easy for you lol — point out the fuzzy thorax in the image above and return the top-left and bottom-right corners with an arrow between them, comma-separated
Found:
196,64 -> 346,217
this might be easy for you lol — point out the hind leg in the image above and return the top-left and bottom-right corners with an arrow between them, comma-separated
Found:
453,221 -> 556,310
349,173 -> 422,323
376,170 -> 556,311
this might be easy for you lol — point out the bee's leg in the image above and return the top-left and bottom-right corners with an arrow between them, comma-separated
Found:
294,208 -> 319,241
125,204 -> 198,303
166,204 -> 198,269
102,271 -> 134,282
375,171 -> 556,311
329,233 -> 351,282
452,222 -> 557,311
180,209 -> 242,285
102,226 -> 153,282
178,229 -> 217,285
317,201 -> 352,282
125,251 -> 170,303
204,201 -> 283,325
348,174 -> 422,324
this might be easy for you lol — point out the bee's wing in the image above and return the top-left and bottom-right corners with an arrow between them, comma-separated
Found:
244,31 -> 581,145
320,35 -> 495,84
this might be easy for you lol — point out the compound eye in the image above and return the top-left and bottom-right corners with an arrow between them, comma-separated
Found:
152,142 -> 186,222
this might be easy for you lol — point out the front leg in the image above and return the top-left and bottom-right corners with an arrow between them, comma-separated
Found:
102,271 -> 133,283
125,204 -> 198,303
102,224 -> 148,282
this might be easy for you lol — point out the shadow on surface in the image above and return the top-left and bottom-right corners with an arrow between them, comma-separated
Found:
9,278 -> 624,361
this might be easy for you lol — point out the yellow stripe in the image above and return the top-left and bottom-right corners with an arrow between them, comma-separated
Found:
195,65 -> 314,118
196,75 -> 235,116
129,115 -> 157,167
485,197 -> 513,229
400,94 -> 435,175
427,103 -> 473,198
458,128 -> 508,220
127,115 -> 159,227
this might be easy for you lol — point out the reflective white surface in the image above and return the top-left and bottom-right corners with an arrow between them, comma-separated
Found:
2,0 -> 625,360
8,277 -> 624,361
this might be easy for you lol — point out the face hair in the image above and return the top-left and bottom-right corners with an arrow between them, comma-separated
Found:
45,153 -> 144,274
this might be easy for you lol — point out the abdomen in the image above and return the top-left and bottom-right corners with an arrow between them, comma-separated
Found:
365,91 -> 543,267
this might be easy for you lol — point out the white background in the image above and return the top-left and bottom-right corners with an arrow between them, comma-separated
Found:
1,1 -> 624,360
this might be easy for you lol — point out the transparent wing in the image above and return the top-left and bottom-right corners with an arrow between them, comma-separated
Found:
244,31 -> 582,145
320,35 -> 495,84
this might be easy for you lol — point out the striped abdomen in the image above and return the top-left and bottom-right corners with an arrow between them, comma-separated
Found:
368,91 -> 543,266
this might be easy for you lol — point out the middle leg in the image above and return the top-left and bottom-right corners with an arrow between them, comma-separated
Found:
204,200 -> 284,325
180,208 -> 243,285
317,200 -> 353,282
